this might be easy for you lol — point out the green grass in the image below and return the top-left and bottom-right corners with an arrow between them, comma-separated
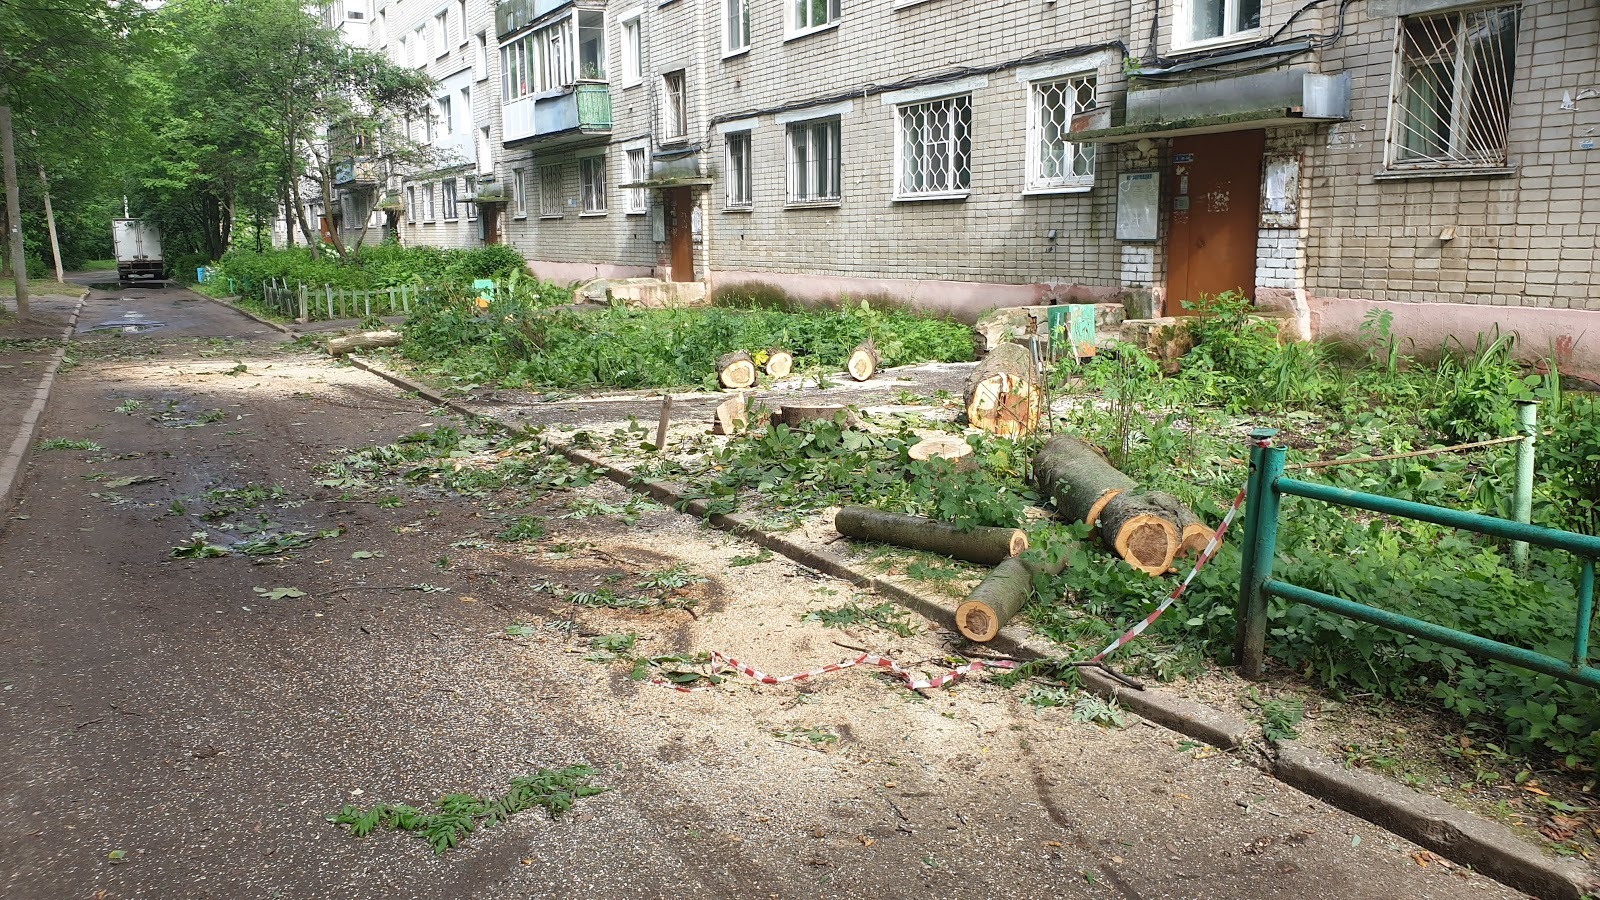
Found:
77,260 -> 117,272
0,276 -> 88,299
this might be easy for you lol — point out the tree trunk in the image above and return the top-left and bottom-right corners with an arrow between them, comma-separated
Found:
773,404 -> 855,428
764,348 -> 793,378
281,181 -> 296,248
326,330 -> 403,355
908,435 -> 976,472
1032,435 -> 1136,529
1098,492 -> 1181,576
846,338 -> 881,381
834,506 -> 1027,567
964,341 -> 1042,437
37,164 -> 63,282
1143,490 -> 1214,560
0,104 -> 29,318
955,547 -> 1074,642
717,350 -> 757,389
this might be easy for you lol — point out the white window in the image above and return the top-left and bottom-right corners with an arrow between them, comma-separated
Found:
475,32 -> 488,80
437,95 -> 452,135
512,168 -> 527,215
577,10 -> 606,80
465,176 -> 478,219
724,0 -> 750,54
625,147 -> 649,214
1027,75 -> 1096,191
792,0 -> 840,34
456,0 -> 468,43
620,13 -> 642,86
580,155 -> 607,214
540,164 -> 564,216
460,87 -> 470,126
725,131 -> 753,209
1177,0 -> 1260,47
540,20 -> 571,88
412,25 -> 426,66
661,71 -> 688,141
406,185 -> 417,223
376,10 -> 387,47
895,94 -> 971,198
434,12 -> 449,57
423,183 -> 436,221
1389,6 -> 1519,169
786,117 -> 840,204
394,34 -> 406,66
443,178 -> 458,219
423,103 -> 435,142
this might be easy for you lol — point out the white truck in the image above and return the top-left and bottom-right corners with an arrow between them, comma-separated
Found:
112,218 -> 164,287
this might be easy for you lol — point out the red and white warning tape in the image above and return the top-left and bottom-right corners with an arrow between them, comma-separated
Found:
650,650 -> 1017,694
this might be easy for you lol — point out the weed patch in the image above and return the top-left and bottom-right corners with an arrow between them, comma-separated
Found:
802,600 -> 918,637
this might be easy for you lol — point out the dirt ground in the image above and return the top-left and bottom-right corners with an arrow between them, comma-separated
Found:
0,286 -> 1529,899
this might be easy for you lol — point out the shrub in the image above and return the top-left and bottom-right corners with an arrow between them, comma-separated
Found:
212,244 -> 529,299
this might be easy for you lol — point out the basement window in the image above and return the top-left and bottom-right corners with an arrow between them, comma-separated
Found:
1388,5 -> 1519,171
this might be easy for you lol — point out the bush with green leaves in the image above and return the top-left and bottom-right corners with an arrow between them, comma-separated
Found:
213,244 -> 528,299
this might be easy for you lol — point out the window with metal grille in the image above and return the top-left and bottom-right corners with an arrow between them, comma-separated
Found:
786,117 -> 840,204
896,95 -> 971,198
1390,5 -> 1519,169
540,164 -> 564,216
443,179 -> 458,219
662,71 -> 688,141
725,0 -> 750,53
792,0 -> 839,33
1028,75 -> 1096,191
626,148 -> 649,214
726,131 -> 753,209
580,156 -> 608,213
465,176 -> 478,220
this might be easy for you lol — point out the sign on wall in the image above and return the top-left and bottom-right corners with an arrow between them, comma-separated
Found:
1116,171 -> 1160,242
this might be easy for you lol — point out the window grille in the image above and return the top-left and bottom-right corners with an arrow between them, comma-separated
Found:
896,95 -> 971,197
626,149 -> 649,213
540,164 -> 564,216
1029,75 -> 1096,190
580,156 -> 608,213
726,131 -> 753,209
787,118 -> 840,204
1391,5 -> 1519,168
442,179 -> 458,219
662,71 -> 688,140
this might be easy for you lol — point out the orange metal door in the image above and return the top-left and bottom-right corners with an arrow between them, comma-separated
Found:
667,188 -> 695,282
1165,130 -> 1264,315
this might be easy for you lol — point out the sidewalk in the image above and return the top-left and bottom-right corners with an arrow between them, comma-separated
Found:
0,293 -> 88,520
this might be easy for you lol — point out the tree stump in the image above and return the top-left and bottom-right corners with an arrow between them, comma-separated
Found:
773,404 -> 856,428
963,342 -> 1042,437
833,506 -> 1027,567
718,351 -> 758,390
908,435 -> 977,472
765,349 -> 794,378
712,393 -> 748,435
846,338 -> 881,382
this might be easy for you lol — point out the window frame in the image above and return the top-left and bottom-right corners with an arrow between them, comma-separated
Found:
788,0 -> 841,39
434,11 -> 450,59
406,185 -> 417,224
619,11 -> 643,87
785,116 -> 841,206
539,164 -> 565,217
579,154 -> 608,215
893,93 -> 973,201
660,70 -> 689,143
723,0 -> 751,56
724,130 -> 753,210
1025,73 -> 1097,194
436,94 -> 452,136
423,182 -> 436,222
456,0 -> 468,45
1171,0 -> 1263,52
475,31 -> 489,80
512,167 -> 527,217
465,176 -> 478,220
1383,4 -> 1520,174
442,178 -> 459,220
625,147 -> 649,214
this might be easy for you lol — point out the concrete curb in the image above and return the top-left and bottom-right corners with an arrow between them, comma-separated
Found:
0,296 -> 90,530
341,353 -> 1594,900
1274,742 -> 1593,900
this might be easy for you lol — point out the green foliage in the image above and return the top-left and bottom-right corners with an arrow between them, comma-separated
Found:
401,294 -> 974,391
170,532 -> 230,559
1247,691 -> 1305,743
328,766 -> 607,855
496,515 -> 547,542
802,600 -> 918,637
1070,696 -> 1128,729
214,244 -> 528,299
37,438 -> 101,452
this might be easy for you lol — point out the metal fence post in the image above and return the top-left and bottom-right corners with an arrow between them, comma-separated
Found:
1512,400 -> 1538,572
1237,429 -> 1284,679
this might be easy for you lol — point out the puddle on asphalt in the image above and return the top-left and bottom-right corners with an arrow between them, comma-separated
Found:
87,311 -> 166,333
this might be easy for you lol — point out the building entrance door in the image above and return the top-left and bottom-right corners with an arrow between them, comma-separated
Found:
1165,130 -> 1264,315
666,188 -> 695,282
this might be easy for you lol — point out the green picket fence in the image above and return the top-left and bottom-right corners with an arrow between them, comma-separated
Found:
256,278 -> 448,322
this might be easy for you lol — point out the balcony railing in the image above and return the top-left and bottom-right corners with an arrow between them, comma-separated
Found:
502,82 -> 612,145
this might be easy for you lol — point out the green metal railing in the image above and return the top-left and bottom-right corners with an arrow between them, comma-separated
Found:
1236,423 -> 1600,689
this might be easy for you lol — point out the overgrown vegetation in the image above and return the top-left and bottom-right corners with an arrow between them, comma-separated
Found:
328,766 -> 607,855
400,291 -> 974,391
213,244 -> 527,300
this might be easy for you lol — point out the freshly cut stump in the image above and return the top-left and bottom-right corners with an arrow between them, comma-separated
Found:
964,342 -> 1042,437
908,435 -> 976,472
765,349 -> 794,378
327,330 -> 402,356
956,547 -> 1073,642
718,351 -> 758,390
1032,435 -> 1137,530
834,506 -> 1027,567
1098,492 -> 1181,576
773,404 -> 856,428
1145,490 -> 1215,561
847,339 -> 881,382
712,394 -> 748,435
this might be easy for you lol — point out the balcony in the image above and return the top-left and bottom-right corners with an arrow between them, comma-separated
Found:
333,157 -> 381,187
495,0 -> 571,38
502,83 -> 612,146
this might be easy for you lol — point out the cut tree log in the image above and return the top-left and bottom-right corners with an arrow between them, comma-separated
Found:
1032,435 -> 1136,530
955,545 -> 1074,642
907,435 -> 976,472
1097,492 -> 1181,576
765,348 -> 794,378
717,351 -> 758,389
712,393 -> 748,435
773,404 -> 856,428
1145,490 -> 1215,560
833,506 -> 1027,567
326,330 -> 402,356
963,341 -> 1043,437
846,338 -> 881,382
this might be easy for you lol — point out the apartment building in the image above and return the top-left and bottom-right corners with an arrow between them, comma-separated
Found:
354,0 -> 1599,369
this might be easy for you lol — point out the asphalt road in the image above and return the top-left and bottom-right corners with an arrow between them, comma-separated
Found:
0,287 -> 1528,899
